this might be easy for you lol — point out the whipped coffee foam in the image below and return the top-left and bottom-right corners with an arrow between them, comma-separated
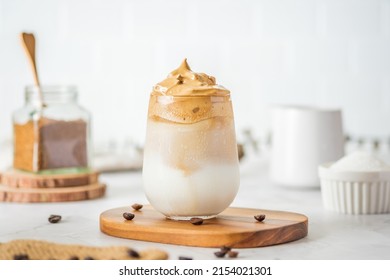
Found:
152,59 -> 229,97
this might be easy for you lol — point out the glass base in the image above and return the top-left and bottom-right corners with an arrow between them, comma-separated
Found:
166,215 -> 217,221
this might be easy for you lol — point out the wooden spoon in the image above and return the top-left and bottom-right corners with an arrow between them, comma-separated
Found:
20,32 -> 43,105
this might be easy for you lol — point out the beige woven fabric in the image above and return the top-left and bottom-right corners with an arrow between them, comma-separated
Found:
0,240 -> 168,260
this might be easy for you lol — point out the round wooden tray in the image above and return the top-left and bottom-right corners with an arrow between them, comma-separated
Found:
0,169 -> 99,189
0,183 -> 106,203
100,205 -> 308,248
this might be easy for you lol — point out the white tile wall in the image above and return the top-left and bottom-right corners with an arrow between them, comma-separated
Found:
0,0 -> 390,147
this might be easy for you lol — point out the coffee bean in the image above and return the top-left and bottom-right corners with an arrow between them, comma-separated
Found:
127,249 -> 140,258
48,215 -> 62,223
254,214 -> 266,222
13,254 -> 29,260
228,251 -> 239,258
84,256 -> 94,260
179,256 -> 193,260
220,246 -> 231,254
123,212 -> 135,220
131,203 -> 143,211
190,217 -> 203,225
214,251 -> 226,258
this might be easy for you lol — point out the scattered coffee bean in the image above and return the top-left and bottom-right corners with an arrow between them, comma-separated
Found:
220,246 -> 231,254
228,251 -> 239,258
254,214 -> 266,222
190,217 -> 203,225
127,249 -> 140,258
69,256 -> 79,260
214,251 -> 226,258
13,254 -> 29,260
178,256 -> 193,260
123,212 -> 135,220
48,214 -> 62,223
131,203 -> 143,211
84,256 -> 94,260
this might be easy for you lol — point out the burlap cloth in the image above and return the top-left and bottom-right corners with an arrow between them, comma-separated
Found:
0,240 -> 168,260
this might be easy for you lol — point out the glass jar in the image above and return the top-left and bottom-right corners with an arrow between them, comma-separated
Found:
142,94 -> 240,220
13,85 -> 91,174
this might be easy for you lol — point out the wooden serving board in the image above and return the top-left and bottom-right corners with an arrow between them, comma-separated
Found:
0,169 -> 99,188
0,183 -> 106,203
100,205 -> 308,248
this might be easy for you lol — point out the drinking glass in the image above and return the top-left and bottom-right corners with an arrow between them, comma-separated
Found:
142,94 -> 240,220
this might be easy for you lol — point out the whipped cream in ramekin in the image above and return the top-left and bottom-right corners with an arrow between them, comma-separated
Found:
319,151 -> 390,214
330,151 -> 390,172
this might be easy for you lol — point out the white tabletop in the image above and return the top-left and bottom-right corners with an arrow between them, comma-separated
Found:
1,154 -> 389,260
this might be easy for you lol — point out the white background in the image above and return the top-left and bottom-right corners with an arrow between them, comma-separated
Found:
1,0 -> 390,146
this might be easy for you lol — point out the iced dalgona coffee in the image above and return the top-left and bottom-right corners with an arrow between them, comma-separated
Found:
142,59 -> 240,220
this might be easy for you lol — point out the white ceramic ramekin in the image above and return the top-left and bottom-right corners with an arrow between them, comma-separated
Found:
318,163 -> 390,214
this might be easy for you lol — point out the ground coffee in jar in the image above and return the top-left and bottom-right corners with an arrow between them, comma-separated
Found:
13,86 -> 91,173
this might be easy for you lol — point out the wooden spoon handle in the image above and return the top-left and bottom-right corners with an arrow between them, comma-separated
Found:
20,33 -> 40,86
20,32 -> 44,106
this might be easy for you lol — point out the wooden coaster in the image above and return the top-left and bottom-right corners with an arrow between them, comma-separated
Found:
0,169 -> 99,189
0,183 -> 106,203
100,205 -> 308,248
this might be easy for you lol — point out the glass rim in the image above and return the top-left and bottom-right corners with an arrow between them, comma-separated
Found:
26,85 -> 78,94
150,92 -> 231,98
